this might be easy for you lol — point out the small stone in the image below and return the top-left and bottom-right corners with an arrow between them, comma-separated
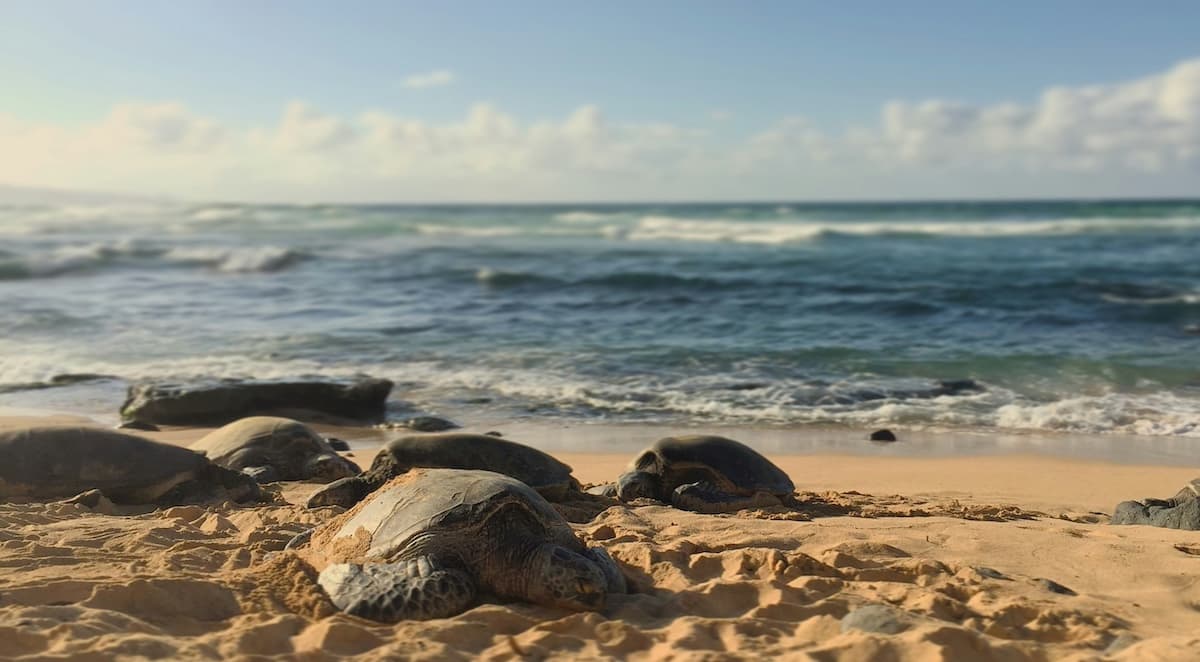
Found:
402,416 -> 461,432
484,430 -> 504,437
1037,578 -> 1077,595
841,604 -> 912,634
869,429 -> 897,442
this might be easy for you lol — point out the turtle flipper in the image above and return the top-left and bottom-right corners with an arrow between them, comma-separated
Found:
306,476 -> 372,509
319,558 -> 477,621
671,481 -> 781,514
586,547 -> 627,594
243,465 -> 279,483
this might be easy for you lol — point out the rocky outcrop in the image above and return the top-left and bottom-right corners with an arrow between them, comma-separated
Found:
1112,479 -> 1200,530
120,378 -> 393,426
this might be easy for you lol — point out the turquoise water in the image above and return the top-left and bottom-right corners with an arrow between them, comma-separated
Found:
1,200 -> 1199,436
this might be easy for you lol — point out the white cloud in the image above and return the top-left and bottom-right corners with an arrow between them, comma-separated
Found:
402,69 -> 456,89
1,58 -> 1198,201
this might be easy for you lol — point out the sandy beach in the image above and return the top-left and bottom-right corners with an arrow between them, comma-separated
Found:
1,415 -> 1198,660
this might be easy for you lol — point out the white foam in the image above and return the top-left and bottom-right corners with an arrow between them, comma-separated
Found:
553,211 -> 628,223
188,207 -> 244,222
615,214 -> 1200,245
626,216 -> 826,244
1100,292 -> 1200,305
163,245 -> 301,273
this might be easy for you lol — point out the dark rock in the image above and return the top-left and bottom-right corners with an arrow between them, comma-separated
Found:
401,416 -> 461,432
869,429 -> 898,442
933,378 -> 985,396
117,420 -> 160,432
120,378 -> 393,426
0,373 -> 120,395
725,382 -> 770,391
1037,578 -> 1077,596
1112,479 -> 1200,530
841,604 -> 912,634
832,378 -> 985,406
326,437 -> 351,451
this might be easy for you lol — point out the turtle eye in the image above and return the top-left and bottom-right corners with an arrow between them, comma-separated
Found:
576,578 -> 590,593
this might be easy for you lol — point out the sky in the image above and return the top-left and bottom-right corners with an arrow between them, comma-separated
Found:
1,1 -> 1199,202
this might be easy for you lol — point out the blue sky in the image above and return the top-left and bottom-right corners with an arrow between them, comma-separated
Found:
2,1 -> 1199,201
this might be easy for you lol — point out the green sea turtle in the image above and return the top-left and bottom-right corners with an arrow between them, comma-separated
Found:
307,468 -> 625,621
190,416 -> 360,483
306,433 -> 578,508
614,435 -> 795,513
0,426 -> 262,505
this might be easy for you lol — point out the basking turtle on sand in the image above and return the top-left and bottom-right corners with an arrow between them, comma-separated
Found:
613,435 -> 795,513
307,468 -> 626,621
0,426 -> 261,505
1112,478 -> 1200,530
190,416 -> 360,483
307,433 -> 578,508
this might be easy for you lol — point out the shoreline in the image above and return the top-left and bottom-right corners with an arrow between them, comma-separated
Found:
5,404 -> 1200,466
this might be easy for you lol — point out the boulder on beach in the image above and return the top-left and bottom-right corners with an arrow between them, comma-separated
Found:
1112,479 -> 1200,530
120,377 -> 393,426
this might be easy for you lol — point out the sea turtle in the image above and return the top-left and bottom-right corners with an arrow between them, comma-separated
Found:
0,426 -> 261,505
306,468 -> 626,621
190,416 -> 360,483
1112,478 -> 1200,530
614,435 -> 795,513
307,433 -> 578,508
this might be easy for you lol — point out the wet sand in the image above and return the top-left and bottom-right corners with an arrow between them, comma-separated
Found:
1,415 -> 1198,659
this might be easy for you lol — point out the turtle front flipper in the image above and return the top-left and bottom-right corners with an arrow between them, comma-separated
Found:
155,464 -> 263,505
319,558 -> 477,621
307,476 -> 372,509
243,465 -> 279,483
671,481 -> 781,514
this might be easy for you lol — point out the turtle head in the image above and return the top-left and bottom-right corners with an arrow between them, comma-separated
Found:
615,470 -> 660,502
157,464 -> 263,506
306,476 -> 371,509
527,544 -> 608,612
305,452 -> 361,483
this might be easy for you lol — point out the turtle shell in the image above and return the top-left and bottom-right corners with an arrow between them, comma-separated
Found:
373,434 -> 576,494
326,469 -> 577,562
634,435 -> 794,496
190,416 -> 343,475
0,426 -> 208,500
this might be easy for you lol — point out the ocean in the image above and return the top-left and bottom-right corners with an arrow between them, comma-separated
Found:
2,200 -> 1199,438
